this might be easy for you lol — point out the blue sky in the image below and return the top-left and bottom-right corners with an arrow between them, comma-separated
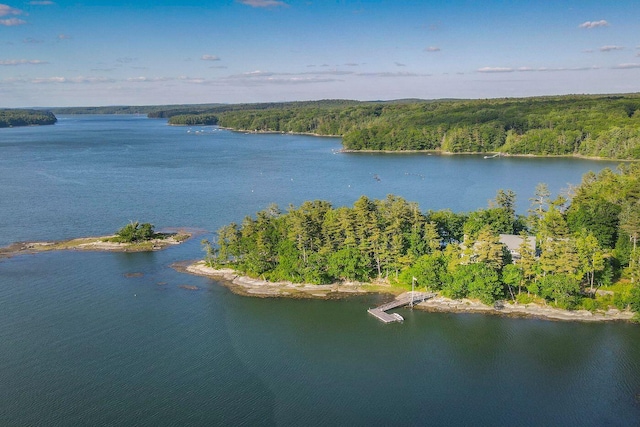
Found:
1,0 -> 639,107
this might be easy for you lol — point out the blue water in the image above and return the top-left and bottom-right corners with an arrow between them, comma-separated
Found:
1,115 -> 638,426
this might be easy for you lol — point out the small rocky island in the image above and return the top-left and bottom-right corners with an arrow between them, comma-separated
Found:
0,222 -> 191,258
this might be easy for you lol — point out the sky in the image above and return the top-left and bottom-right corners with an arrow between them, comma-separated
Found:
1,0 -> 639,107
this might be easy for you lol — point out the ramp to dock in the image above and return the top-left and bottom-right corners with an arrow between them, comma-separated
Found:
368,292 -> 436,323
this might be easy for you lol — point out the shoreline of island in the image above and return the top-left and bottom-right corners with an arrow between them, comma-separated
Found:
0,230 -> 193,259
181,261 -> 635,323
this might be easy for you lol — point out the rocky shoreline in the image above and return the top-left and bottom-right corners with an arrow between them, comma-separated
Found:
0,231 -> 192,258
184,261 -> 636,323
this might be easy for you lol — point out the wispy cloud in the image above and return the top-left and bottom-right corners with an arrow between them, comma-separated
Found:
223,69 -> 346,85
29,76 -> 115,84
477,67 -> 513,73
425,46 -> 441,52
57,34 -> 71,40
201,54 -> 221,61
126,76 -> 172,83
478,66 -> 598,73
600,45 -> 623,52
395,62 -> 406,67
579,20 -> 609,29
116,57 -> 137,64
0,4 -> 23,16
612,63 -> 640,69
357,71 -> 428,78
0,18 -> 26,26
0,59 -> 48,65
237,0 -> 287,8
23,37 -> 44,44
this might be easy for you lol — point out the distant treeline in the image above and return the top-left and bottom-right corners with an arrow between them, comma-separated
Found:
50,104 -> 226,116
0,109 -> 57,128
161,94 -> 640,160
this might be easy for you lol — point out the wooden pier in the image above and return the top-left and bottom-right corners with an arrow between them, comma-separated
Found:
368,292 -> 436,323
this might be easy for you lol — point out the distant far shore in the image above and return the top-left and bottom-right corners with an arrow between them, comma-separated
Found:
338,149 -> 637,162
219,126 -> 342,138
186,125 -> 637,161
182,261 -> 635,323
0,230 -> 192,259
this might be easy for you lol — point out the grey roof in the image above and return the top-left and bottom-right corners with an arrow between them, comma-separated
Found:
499,234 -> 536,253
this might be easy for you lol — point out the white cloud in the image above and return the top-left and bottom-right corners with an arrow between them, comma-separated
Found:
0,4 -> 22,16
126,76 -> 173,83
600,45 -> 624,52
0,59 -> 48,65
201,54 -> 221,61
28,76 -> 115,84
478,66 -> 598,74
477,67 -> 514,73
237,0 -> 287,8
612,63 -> 640,69
0,18 -> 26,26
578,20 -> 609,29
357,71 -> 427,78
178,76 -> 206,84
425,46 -> 441,52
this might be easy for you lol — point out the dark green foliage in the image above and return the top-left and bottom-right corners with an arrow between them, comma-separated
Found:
168,114 -> 218,126
535,274 -> 581,308
398,252 -> 449,291
0,109 -> 57,128
114,222 -> 155,243
212,164 -> 640,313
161,94 -> 640,159
442,261 -> 504,303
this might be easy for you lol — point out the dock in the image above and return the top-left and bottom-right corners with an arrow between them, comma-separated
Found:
368,292 -> 436,323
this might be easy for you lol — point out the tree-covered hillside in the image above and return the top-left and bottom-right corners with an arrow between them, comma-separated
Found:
167,94 -> 640,159
0,109 -> 57,128
205,164 -> 640,316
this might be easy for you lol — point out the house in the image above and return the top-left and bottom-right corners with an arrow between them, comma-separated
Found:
499,234 -> 536,262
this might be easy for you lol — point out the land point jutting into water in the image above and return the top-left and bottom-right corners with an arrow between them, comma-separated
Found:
191,161 -> 640,323
0,223 -> 192,258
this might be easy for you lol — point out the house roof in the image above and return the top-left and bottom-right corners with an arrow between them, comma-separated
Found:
499,234 -> 536,253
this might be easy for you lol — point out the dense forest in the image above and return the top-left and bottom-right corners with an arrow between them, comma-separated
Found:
0,109 -> 57,128
50,103 -> 226,116
164,94 -> 640,159
204,164 -> 640,317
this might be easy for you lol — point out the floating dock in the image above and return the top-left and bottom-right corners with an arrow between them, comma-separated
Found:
368,292 -> 436,323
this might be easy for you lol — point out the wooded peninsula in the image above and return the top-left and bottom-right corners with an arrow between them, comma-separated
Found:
0,109 -> 57,128
202,164 -> 640,320
157,94 -> 640,160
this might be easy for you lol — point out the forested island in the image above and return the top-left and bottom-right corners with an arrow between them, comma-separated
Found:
200,164 -> 640,321
0,109 -> 57,128
160,94 -> 640,160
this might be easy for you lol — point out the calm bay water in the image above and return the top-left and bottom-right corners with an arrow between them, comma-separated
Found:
1,115 -> 639,425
